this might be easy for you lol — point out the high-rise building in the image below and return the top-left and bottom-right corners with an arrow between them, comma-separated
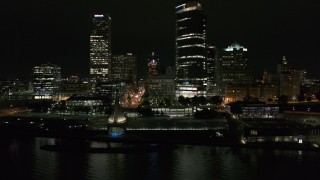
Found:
32,63 -> 61,100
89,14 -> 112,93
147,52 -> 160,78
175,0 -> 207,98
206,44 -> 219,96
111,53 -> 137,83
219,42 -> 253,92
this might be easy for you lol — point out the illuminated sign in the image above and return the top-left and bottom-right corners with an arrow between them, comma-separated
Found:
94,15 -> 104,18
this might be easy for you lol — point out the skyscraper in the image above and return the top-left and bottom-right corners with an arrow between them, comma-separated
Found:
175,0 -> 207,98
219,42 -> 253,91
206,44 -> 218,96
89,14 -> 111,93
111,53 -> 137,83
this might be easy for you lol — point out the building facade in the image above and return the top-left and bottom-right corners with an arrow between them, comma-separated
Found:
206,44 -> 219,96
280,71 -> 300,100
175,0 -> 207,98
219,42 -> 253,93
111,53 -> 137,83
224,84 -> 278,103
278,56 -> 301,100
32,63 -> 61,100
89,14 -> 112,93
59,76 -> 90,101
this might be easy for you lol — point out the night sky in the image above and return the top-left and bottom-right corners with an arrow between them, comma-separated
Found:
1,0 -> 319,80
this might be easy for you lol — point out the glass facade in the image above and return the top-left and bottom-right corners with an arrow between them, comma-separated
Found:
111,53 -> 137,83
32,63 -> 61,99
175,0 -> 207,97
219,42 -> 253,93
89,14 -> 112,93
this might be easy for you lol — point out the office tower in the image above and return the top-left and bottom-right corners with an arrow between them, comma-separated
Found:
147,52 -> 160,78
32,63 -> 61,100
89,14 -> 112,93
219,42 -> 253,91
175,0 -> 207,98
111,53 -> 137,83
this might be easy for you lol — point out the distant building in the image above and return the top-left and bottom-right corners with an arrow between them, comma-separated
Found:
226,103 -> 283,118
175,0 -> 208,97
65,95 -> 109,116
146,66 -> 175,97
295,69 -> 307,86
0,79 -> 33,100
206,44 -> 219,96
89,14 -> 112,93
147,52 -> 160,78
32,63 -> 61,100
280,71 -> 301,100
224,84 -> 278,103
277,56 -> 290,73
146,75 -> 175,98
59,76 -> 90,101
95,81 -> 127,101
278,56 -> 301,100
111,53 -> 137,83
219,42 -> 253,93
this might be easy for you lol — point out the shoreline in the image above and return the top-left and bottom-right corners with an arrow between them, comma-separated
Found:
2,130 -> 319,152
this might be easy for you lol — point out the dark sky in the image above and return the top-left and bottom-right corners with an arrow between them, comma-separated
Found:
0,0 -> 319,80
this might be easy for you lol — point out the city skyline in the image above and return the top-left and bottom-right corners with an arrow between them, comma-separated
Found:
1,0 -> 319,79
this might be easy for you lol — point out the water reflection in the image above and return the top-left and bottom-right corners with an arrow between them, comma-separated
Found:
1,137 -> 320,180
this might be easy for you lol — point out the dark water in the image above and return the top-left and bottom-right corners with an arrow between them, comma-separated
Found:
1,137 -> 320,180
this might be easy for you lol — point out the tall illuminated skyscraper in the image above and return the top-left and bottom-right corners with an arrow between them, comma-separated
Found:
175,0 -> 207,98
89,14 -> 111,93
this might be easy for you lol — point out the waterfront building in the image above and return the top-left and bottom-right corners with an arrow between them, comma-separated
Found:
32,63 -> 61,100
225,103 -> 283,118
151,107 -> 193,117
175,0 -> 208,98
89,14 -> 112,93
111,53 -> 137,84
65,95 -> 108,115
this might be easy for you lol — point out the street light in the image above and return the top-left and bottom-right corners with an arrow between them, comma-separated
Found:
232,90 -> 236,102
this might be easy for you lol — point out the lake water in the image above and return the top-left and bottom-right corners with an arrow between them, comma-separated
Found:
1,137 -> 320,180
